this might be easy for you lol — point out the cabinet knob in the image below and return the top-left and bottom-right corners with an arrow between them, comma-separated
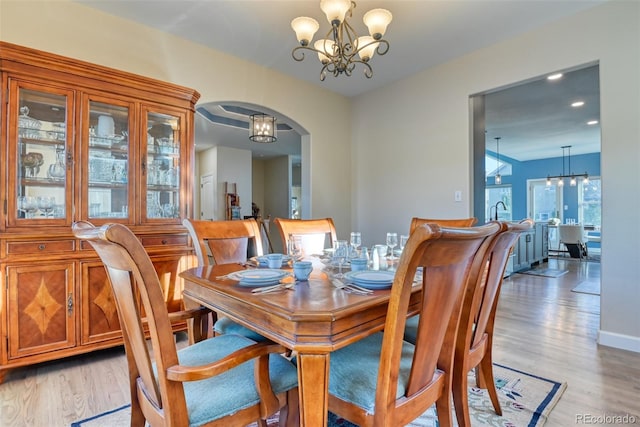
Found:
38,244 -> 46,250
162,239 -> 168,245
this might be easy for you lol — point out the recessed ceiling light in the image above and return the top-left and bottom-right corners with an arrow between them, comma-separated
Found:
587,120 -> 599,125
547,73 -> 563,80
571,101 -> 585,107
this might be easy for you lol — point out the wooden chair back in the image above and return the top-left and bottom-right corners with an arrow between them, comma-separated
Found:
273,217 -> 338,257
452,219 -> 533,426
409,216 -> 478,232
334,222 -> 500,426
72,221 -> 298,427
72,221 -> 189,425
183,218 -> 264,266
257,215 -> 274,254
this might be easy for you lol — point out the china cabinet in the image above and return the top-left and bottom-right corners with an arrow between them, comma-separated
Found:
0,42 -> 200,381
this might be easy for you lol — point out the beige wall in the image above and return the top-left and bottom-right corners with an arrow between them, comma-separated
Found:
2,0 -> 637,352
0,0 -> 353,237
352,1 -> 640,352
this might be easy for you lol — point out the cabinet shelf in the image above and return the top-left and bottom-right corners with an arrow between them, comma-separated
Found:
19,177 -> 66,187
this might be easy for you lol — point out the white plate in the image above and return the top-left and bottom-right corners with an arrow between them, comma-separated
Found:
229,269 -> 290,287
344,270 -> 395,289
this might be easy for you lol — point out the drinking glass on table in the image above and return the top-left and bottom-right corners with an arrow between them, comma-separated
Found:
350,231 -> 362,258
399,234 -> 409,254
386,232 -> 398,260
333,240 -> 349,278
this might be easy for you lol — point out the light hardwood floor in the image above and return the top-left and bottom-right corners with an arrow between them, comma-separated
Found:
0,257 -> 638,426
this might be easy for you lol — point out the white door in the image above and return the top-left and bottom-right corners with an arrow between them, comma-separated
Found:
200,174 -> 215,220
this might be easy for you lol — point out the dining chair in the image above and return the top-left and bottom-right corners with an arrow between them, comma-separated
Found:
183,218 -> 264,266
257,215 -> 274,254
273,217 -> 338,257
72,221 -> 299,427
409,217 -> 478,233
327,222 -> 501,427
558,223 -> 588,259
453,219 -> 532,426
183,218 -> 268,341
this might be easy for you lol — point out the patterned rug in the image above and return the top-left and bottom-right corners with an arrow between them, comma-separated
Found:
70,364 -> 565,427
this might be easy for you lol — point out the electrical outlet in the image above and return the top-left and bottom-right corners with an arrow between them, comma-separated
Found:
454,191 -> 462,202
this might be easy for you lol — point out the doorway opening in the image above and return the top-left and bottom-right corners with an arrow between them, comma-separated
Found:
471,63 -> 601,269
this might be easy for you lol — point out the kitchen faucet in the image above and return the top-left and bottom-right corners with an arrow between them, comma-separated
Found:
492,201 -> 507,221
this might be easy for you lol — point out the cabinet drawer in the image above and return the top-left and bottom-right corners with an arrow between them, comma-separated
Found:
7,239 -> 76,255
141,235 -> 188,247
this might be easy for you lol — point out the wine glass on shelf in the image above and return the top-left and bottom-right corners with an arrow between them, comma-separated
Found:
386,232 -> 398,260
18,196 -> 38,219
332,240 -> 349,278
37,196 -> 55,218
349,231 -> 362,259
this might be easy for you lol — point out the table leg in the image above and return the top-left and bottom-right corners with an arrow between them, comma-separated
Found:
297,352 -> 330,427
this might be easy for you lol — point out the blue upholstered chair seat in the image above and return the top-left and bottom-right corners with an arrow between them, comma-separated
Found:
328,333 -> 419,412
214,317 -> 268,342
163,334 -> 298,426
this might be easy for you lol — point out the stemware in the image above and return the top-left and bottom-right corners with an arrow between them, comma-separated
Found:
332,240 -> 349,278
349,231 -> 362,258
386,232 -> 398,260
287,234 -> 304,263
18,196 -> 38,219
399,234 -> 409,254
37,196 -> 55,218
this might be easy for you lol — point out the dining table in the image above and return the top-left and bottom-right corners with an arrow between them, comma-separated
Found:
179,258 -> 422,427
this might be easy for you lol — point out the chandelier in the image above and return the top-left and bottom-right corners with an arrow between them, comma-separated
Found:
249,114 -> 277,143
546,145 -> 589,187
291,0 -> 392,81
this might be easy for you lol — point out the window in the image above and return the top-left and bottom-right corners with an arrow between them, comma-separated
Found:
528,178 -> 562,222
579,178 -> 601,227
485,185 -> 512,223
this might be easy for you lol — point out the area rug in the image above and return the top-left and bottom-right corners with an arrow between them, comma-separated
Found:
71,364 -> 566,427
571,280 -> 600,295
518,268 -> 568,278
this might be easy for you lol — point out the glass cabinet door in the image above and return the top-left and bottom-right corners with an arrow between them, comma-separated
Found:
85,97 -> 132,222
8,82 -> 73,226
142,107 -> 185,223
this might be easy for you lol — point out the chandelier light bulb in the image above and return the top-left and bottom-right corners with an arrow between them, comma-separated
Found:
356,36 -> 376,61
291,17 -> 319,46
320,0 -> 351,25
363,8 -> 392,39
314,39 -> 335,64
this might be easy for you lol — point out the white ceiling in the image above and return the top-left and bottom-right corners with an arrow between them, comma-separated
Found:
76,0 -> 605,160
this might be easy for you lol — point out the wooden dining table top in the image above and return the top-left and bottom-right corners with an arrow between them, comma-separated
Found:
180,261 -> 421,352
179,259 -> 422,427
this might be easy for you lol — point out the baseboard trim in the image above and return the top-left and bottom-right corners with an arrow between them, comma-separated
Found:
598,330 -> 640,353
